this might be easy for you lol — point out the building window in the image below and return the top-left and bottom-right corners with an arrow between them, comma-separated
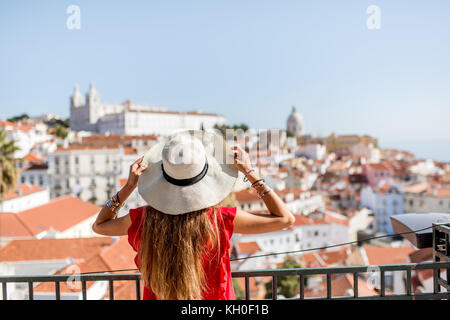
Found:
75,156 -> 79,165
38,176 -> 43,186
21,176 -> 25,183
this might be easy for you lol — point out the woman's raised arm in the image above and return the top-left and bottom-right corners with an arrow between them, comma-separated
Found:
92,157 -> 148,236
231,145 -> 296,234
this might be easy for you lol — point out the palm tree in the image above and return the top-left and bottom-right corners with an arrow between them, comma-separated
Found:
0,129 -> 20,201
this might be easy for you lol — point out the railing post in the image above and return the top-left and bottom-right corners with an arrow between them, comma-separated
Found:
299,274 -> 304,300
380,271 -> 385,297
432,225 -> 440,294
245,277 -> 250,300
109,280 -> 114,300
2,282 -> 7,300
353,273 -> 358,298
272,276 -> 277,300
406,269 -> 412,296
28,282 -> 34,300
81,280 -> 87,300
135,279 -> 141,300
55,281 -> 61,300
326,273 -> 332,299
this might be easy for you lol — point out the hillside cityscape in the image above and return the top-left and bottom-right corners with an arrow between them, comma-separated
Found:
0,83 -> 449,299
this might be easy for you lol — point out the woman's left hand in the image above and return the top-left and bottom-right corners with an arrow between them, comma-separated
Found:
126,157 -> 148,189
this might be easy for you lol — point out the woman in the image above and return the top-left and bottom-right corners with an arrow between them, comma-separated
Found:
92,130 -> 295,300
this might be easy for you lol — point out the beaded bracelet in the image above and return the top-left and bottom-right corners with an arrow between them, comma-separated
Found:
251,178 -> 265,187
257,187 -> 273,199
243,169 -> 255,182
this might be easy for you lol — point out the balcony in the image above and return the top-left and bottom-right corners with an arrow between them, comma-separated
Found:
0,261 -> 448,300
1,218 -> 448,300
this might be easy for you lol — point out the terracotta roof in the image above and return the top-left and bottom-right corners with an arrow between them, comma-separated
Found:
0,237 -> 112,262
301,247 -> 350,268
236,241 -> 261,254
55,145 -> 122,152
82,134 -> 159,143
304,274 -> 378,298
234,188 -> 260,203
3,183 -> 46,201
0,121 -> 32,132
431,188 -> 450,198
16,196 -> 100,235
404,183 -> 428,194
364,163 -> 391,171
32,237 -> 138,297
362,245 -> 414,265
123,147 -> 138,155
23,152 -> 43,163
0,212 -> 33,238
33,254 -> 111,294
99,237 -> 137,271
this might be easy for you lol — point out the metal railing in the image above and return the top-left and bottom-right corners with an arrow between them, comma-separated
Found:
1,261 -> 449,300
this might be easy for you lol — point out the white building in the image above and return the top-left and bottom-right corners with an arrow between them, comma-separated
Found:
360,183 -> 403,234
350,143 -> 380,163
19,163 -> 50,188
348,208 -> 376,242
232,213 -> 348,267
70,83 -> 227,135
403,183 -> 450,213
48,145 -> 139,205
296,144 -> 326,161
234,188 -> 324,216
286,106 -> 304,137
0,184 -> 50,213
0,120 -> 53,158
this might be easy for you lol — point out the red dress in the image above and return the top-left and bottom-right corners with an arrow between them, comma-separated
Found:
127,206 -> 237,300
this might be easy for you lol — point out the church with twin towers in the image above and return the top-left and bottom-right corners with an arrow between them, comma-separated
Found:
69,82 -> 227,135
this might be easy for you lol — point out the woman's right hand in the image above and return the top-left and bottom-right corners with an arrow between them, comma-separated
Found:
232,145 -> 252,174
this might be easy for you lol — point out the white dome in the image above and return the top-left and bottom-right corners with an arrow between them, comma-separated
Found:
287,106 -> 304,137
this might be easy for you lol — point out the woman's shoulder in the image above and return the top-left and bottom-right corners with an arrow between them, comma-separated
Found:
127,206 -> 147,251
217,206 -> 237,219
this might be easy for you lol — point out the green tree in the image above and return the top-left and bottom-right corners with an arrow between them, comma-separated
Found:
54,124 -> 69,139
264,256 -> 304,299
0,129 -> 20,200
7,113 -> 29,123
232,278 -> 244,300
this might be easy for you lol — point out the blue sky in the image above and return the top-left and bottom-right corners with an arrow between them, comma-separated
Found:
1,1 -> 450,160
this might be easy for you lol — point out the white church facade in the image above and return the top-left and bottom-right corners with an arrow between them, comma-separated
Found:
70,83 -> 227,135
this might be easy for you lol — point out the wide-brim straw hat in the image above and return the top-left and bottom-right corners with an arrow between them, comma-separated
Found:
138,129 -> 238,214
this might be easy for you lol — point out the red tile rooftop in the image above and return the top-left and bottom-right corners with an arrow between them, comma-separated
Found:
0,212 -> 33,238
404,183 -> 428,194
301,247 -> 351,268
3,183 -> 46,201
16,195 -> 100,236
23,151 -> 43,163
0,237 -> 112,262
55,145 -> 124,152
236,241 -> 261,254
0,120 -> 32,132
304,274 -> 378,298
362,245 -> 414,265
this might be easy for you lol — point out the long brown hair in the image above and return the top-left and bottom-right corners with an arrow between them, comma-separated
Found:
138,206 -> 221,300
